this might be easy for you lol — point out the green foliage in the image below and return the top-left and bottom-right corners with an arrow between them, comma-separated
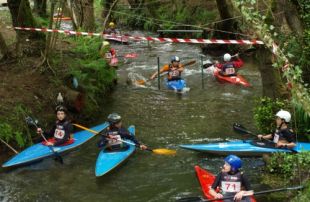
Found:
35,16 -> 49,27
291,181 -> 310,202
253,97 -> 286,133
112,2 -> 217,33
292,101 -> 310,140
0,104 -> 33,148
67,36 -> 116,104
266,152 -> 310,180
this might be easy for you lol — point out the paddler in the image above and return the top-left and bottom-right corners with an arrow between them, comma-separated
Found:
97,113 -> 147,151
149,56 -> 184,81
215,53 -> 244,77
257,110 -> 296,148
99,41 -> 117,65
209,155 -> 254,202
104,22 -> 118,35
36,106 -> 73,146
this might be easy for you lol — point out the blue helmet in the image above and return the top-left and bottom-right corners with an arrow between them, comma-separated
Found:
224,155 -> 242,172
171,56 -> 180,62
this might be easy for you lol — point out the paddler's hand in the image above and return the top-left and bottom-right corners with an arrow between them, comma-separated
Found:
139,144 -> 147,150
234,191 -> 245,201
276,142 -> 287,148
257,134 -> 263,140
46,142 -> 54,146
150,75 -> 156,80
215,193 -> 223,199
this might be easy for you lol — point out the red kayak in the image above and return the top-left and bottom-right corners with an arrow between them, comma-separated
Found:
213,68 -> 250,87
194,165 -> 256,202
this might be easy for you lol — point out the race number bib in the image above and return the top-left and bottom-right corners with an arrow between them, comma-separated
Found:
54,128 -> 65,139
225,68 -> 235,75
273,134 -> 279,143
108,135 -> 122,146
169,70 -> 180,77
221,181 -> 241,193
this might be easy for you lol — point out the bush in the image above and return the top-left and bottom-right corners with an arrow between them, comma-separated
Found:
0,104 -> 34,148
253,97 -> 286,133
67,37 -> 116,105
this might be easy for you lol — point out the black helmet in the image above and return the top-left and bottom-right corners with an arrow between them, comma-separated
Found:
55,105 -> 67,113
171,56 -> 180,63
107,113 -> 121,124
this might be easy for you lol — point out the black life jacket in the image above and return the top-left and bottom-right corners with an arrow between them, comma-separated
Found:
222,62 -> 236,75
220,171 -> 242,195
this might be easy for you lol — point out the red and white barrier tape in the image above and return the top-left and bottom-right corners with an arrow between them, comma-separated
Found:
14,27 -> 264,45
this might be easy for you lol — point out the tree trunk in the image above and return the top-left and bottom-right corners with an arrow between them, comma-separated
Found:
215,0 -> 236,38
280,0 -> 304,37
101,0 -> 113,20
81,0 -> 95,31
33,0 -> 47,17
0,32 -> 12,60
102,0 -> 119,30
257,47 -> 283,99
8,0 -> 41,39
68,0 -> 83,28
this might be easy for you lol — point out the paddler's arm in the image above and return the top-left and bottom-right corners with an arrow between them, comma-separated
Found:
278,142 -> 296,148
234,173 -> 253,200
209,173 -> 223,199
150,65 -> 169,80
257,134 -> 273,140
233,55 -> 244,68
119,128 -> 148,150
178,64 -> 184,72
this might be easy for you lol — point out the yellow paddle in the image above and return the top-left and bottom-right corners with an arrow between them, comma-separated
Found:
73,123 -> 176,155
135,60 -> 196,85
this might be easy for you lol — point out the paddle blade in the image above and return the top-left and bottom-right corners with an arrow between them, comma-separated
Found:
124,53 -> 138,58
152,148 -> 176,155
184,60 -> 196,67
135,79 -> 146,85
233,123 -> 253,135
25,116 -> 34,126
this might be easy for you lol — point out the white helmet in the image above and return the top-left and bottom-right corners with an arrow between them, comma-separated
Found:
276,110 -> 291,123
223,53 -> 231,62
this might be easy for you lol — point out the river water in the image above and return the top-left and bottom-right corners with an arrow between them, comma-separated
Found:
0,36 -> 275,202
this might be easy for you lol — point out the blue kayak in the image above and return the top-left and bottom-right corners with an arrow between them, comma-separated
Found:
180,140 -> 310,156
166,79 -> 186,91
2,122 -> 109,167
95,125 -> 136,177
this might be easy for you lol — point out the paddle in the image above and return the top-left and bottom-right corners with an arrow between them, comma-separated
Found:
123,53 -> 138,58
25,116 -> 64,164
73,123 -> 176,155
177,185 -> 303,202
135,60 -> 196,85
0,138 -> 19,154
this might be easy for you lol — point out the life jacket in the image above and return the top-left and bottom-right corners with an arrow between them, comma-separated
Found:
106,129 -> 124,147
54,120 -> 71,140
273,128 -> 295,143
222,62 -> 236,75
220,171 -> 242,195
168,64 -> 182,81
